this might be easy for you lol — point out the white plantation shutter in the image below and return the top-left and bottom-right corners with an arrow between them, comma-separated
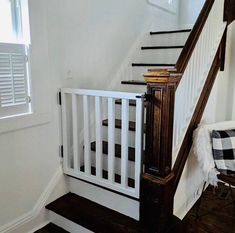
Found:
0,43 -> 30,118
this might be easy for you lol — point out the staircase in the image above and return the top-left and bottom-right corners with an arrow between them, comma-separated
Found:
35,0 -> 235,232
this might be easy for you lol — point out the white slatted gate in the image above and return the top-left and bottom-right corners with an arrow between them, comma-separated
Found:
61,88 -> 144,198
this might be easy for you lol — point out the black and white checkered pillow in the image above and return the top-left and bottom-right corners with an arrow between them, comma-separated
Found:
211,129 -> 235,176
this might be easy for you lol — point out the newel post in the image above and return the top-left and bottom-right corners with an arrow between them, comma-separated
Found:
140,69 -> 182,233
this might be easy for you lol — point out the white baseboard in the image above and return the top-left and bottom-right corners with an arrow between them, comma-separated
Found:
0,166 -> 68,233
27,221 -> 50,233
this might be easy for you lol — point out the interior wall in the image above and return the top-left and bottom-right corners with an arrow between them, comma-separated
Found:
45,0 -> 179,91
178,0 -> 205,27
0,0 -> 62,228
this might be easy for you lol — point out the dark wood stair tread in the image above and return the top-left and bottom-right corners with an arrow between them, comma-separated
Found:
102,119 -> 146,133
91,141 -> 135,162
46,193 -> 148,233
150,29 -> 191,35
34,223 -> 68,233
132,63 -> 175,67
115,99 -> 147,107
80,166 -> 135,188
121,80 -> 146,85
141,45 -> 184,50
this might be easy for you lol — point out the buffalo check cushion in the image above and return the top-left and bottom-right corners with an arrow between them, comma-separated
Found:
212,129 -> 235,176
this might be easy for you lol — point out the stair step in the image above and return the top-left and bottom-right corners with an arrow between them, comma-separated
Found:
121,80 -> 146,85
91,141 -> 135,162
102,119 -> 146,133
34,223 -> 68,233
80,166 -> 135,188
132,63 -> 175,67
46,193 -> 147,233
150,29 -> 191,35
141,45 -> 184,50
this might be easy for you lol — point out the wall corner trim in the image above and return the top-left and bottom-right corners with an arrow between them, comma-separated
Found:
0,166 -> 66,233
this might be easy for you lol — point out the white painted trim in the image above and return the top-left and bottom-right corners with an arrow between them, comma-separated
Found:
0,166 -> 67,233
49,211 -> 93,233
174,182 -> 207,219
69,177 -> 140,220
0,112 -> 52,135
27,221 -> 50,233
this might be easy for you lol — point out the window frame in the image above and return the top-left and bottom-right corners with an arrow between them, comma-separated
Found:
0,0 -> 32,119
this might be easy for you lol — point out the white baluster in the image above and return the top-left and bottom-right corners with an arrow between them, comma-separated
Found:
135,98 -> 143,195
121,99 -> 129,188
108,98 -> 115,183
83,95 -> 91,175
72,94 -> 79,172
95,96 -> 103,178
61,91 -> 69,171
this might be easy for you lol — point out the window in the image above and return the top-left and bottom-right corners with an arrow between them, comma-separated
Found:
0,0 -> 31,118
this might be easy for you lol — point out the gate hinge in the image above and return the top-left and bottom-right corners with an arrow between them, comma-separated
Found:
60,145 -> 64,158
58,91 -> 62,105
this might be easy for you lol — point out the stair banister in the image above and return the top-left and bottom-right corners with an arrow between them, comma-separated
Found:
140,0 -> 235,232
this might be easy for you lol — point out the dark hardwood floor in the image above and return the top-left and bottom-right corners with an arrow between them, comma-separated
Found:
182,182 -> 235,233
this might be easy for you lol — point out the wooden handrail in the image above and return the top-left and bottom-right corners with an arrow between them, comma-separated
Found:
224,0 -> 235,24
175,0 -> 215,74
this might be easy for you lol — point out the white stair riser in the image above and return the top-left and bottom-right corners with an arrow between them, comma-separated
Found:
68,177 -> 140,219
145,32 -> 190,46
49,211 -> 93,233
134,48 -> 182,64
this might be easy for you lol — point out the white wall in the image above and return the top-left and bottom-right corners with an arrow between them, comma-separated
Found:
0,0 -> 180,231
0,0 -> 62,229
46,0 -> 179,92
178,0 -> 205,27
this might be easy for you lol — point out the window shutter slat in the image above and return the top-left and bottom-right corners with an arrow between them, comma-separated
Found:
0,44 -> 28,108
